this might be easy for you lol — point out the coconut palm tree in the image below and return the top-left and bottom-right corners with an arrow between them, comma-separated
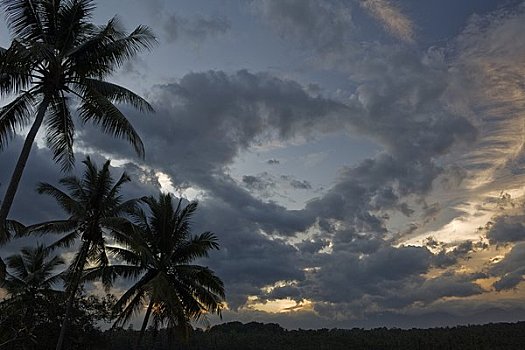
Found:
86,193 -> 225,349
0,0 -> 156,237
0,244 -> 64,348
28,156 -> 139,350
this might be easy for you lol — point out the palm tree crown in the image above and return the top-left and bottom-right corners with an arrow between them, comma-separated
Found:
0,245 -> 64,346
0,0 -> 156,233
100,193 -> 225,347
1,244 -> 64,296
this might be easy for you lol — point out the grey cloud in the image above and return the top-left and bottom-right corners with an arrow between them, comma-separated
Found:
489,242 -> 525,291
301,245 -> 433,305
78,70 -> 346,176
194,196 -> 305,308
493,270 -> 525,291
411,272 -> 484,303
242,173 -> 276,192
254,0 -> 354,52
163,13 -> 231,43
295,238 -> 329,255
267,285 -> 302,301
288,179 -> 312,190
487,217 -> 525,244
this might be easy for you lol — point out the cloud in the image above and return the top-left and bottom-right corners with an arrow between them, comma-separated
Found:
242,173 -> 276,192
490,243 -> 525,291
487,217 -> 525,244
359,0 -> 415,43
253,0 -> 354,52
163,13 -> 231,43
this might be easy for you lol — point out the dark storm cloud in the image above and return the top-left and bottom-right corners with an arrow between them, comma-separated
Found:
193,197 -> 305,309
267,285 -> 302,301
490,243 -> 525,291
77,70 -> 346,178
301,245 -> 433,304
163,13 -> 231,43
487,217 -> 525,244
0,136 -> 63,223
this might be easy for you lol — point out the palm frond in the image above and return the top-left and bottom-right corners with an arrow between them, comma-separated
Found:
76,88 -> 145,157
106,246 -> 142,265
81,78 -> 154,112
6,219 -> 26,237
68,21 -> 156,78
2,0 -> 46,41
46,231 -> 79,251
113,288 -> 147,327
172,232 -> 219,263
36,182 -> 82,215
0,91 -> 35,149
82,264 -> 143,289
56,0 -> 95,52
45,93 -> 75,171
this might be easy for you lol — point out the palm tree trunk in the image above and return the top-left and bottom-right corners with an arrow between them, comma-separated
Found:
135,298 -> 154,350
0,100 -> 50,231
56,242 -> 90,350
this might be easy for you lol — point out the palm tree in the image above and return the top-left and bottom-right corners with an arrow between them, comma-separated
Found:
0,244 -> 64,348
87,193 -> 225,349
28,156 -> 139,350
0,0 -> 156,237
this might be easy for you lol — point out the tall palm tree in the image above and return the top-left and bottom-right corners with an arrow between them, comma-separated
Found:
28,156 -> 139,350
0,244 -> 64,348
0,0 -> 156,236
87,193 -> 225,349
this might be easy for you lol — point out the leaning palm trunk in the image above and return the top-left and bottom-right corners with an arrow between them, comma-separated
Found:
0,100 -> 49,227
136,298 -> 155,350
56,242 -> 90,350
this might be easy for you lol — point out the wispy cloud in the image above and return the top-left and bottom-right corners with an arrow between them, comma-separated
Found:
359,0 -> 415,43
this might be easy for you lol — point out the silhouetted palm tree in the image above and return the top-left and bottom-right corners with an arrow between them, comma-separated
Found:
0,0 -> 156,236
29,156 -> 138,350
0,245 -> 64,347
87,194 -> 225,349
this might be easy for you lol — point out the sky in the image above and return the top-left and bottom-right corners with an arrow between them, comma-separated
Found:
2,0 -> 525,330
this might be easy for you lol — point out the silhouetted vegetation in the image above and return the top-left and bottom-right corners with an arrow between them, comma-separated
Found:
0,157 -> 224,349
101,321 -> 525,350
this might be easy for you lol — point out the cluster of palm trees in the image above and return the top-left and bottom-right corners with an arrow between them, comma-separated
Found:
2,158 -> 225,349
0,1 -> 225,349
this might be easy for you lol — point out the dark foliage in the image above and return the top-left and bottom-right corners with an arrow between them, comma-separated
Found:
0,291 -> 115,350
99,321 -> 525,350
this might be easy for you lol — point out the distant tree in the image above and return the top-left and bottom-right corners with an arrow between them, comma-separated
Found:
89,193 -> 225,349
0,244 -> 64,348
0,0 -> 156,238
28,156 -> 139,350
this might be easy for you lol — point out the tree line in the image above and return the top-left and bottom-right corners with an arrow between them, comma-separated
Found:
105,321 -> 525,350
